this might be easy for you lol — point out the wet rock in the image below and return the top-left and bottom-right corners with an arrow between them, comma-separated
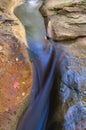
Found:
64,102 -> 86,130
46,37 -> 86,130
42,0 -> 86,130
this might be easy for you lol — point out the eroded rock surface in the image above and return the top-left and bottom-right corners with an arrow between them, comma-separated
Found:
42,0 -> 86,130
0,1 -> 33,130
43,0 -> 86,41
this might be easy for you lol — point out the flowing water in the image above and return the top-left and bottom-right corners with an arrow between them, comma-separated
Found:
14,0 -> 60,129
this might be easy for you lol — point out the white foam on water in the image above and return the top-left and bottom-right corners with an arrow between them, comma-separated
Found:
26,0 -> 43,8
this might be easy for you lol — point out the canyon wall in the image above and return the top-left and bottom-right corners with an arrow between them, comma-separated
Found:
0,0 -> 86,130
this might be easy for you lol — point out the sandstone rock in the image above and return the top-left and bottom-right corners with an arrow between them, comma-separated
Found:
43,0 -> 85,14
0,0 -> 23,13
50,13 -> 86,40
45,0 -> 85,10
42,0 -> 86,129
0,1 -> 33,130
43,0 -> 86,41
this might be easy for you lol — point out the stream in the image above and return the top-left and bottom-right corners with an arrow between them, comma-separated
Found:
14,0 -> 64,130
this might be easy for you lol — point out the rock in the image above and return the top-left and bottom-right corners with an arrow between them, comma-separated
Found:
50,13 -> 86,41
0,1 -> 33,130
46,37 -> 86,130
42,0 -> 86,129
0,0 -> 23,13
64,102 -> 86,130
42,0 -> 86,41
43,0 -> 86,15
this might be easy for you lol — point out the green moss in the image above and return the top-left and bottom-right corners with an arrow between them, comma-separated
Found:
64,1 -> 71,6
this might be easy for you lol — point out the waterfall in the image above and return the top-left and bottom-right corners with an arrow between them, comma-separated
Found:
14,0 -> 58,130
